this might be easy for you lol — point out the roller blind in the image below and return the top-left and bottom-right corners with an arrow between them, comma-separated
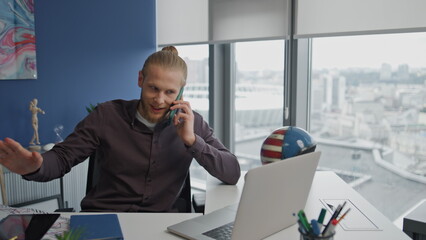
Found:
157,0 -> 289,45
157,0 -> 209,45
296,0 -> 426,38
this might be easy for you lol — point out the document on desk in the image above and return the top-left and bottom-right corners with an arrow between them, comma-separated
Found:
70,214 -> 124,240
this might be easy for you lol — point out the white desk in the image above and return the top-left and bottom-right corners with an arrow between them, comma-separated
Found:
116,213 -> 198,239
205,171 -> 411,240
53,171 -> 410,239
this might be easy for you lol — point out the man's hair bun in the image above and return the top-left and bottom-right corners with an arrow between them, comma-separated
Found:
141,45 -> 187,85
161,46 -> 178,55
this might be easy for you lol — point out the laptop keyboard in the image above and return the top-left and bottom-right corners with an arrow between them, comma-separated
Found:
202,222 -> 234,240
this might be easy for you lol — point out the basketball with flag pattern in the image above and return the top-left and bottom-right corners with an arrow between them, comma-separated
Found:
260,126 -> 317,165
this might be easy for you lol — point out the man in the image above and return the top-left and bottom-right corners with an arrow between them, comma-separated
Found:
0,46 -> 241,212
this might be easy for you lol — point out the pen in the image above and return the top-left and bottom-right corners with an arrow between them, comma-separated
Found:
311,219 -> 321,236
297,219 -> 308,234
330,200 -> 347,223
336,201 -> 347,218
297,210 -> 312,233
322,203 -> 340,235
323,219 -> 338,237
329,203 -> 342,221
318,208 -> 327,224
322,200 -> 347,235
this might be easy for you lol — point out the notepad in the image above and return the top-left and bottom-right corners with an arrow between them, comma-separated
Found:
70,214 -> 124,240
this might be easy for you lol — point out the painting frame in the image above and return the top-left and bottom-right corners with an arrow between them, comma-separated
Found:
0,0 -> 37,80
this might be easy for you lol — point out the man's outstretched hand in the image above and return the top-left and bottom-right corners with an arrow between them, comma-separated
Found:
0,137 -> 43,175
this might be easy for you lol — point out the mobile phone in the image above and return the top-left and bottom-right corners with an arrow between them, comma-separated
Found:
169,87 -> 184,123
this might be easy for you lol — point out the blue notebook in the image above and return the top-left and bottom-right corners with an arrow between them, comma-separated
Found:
70,214 -> 124,240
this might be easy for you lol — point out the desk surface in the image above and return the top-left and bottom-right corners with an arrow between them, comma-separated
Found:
206,171 -> 411,240
48,171 -> 410,240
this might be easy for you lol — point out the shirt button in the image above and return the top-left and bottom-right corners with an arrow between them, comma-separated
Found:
147,178 -> 152,183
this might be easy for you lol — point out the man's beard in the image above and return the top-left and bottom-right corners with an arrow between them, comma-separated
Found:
139,100 -> 168,123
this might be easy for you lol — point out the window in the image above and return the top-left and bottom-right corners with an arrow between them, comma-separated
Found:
310,32 -> 426,222
234,40 -> 285,171
176,45 -> 209,189
176,45 -> 209,122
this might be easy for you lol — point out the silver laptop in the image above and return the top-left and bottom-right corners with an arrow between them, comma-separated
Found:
167,151 -> 321,240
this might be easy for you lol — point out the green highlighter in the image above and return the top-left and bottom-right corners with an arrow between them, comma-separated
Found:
318,208 -> 327,224
297,210 -> 312,233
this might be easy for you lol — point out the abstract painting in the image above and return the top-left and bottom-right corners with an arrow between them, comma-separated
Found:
0,0 -> 36,80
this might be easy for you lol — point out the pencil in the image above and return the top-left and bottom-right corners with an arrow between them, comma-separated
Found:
337,208 -> 351,224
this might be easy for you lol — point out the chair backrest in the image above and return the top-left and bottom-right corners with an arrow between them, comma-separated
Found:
86,153 -> 100,195
85,153 -> 192,212
173,172 -> 192,213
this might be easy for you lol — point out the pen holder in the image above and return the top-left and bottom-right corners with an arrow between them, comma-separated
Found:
299,228 -> 335,240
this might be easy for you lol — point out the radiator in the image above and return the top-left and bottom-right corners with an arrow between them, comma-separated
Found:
3,160 -> 88,212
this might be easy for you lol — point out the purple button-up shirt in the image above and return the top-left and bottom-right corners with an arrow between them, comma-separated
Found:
24,99 -> 240,212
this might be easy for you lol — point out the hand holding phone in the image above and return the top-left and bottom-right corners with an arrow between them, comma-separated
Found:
169,88 -> 196,146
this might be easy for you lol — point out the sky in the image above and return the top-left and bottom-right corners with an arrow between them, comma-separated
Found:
312,32 -> 426,70
177,32 -> 426,71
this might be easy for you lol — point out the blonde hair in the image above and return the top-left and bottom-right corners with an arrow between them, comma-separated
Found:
141,46 -> 188,86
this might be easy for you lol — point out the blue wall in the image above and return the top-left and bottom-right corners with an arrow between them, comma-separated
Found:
0,0 -> 156,144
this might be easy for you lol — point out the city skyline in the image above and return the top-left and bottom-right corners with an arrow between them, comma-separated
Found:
178,40 -> 426,222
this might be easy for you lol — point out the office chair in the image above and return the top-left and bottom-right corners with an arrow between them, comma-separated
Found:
173,171 -> 192,213
85,153 -> 99,195
86,153 -> 204,213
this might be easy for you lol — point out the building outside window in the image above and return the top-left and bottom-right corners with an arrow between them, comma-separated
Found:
233,40 -> 285,171
310,32 -> 426,222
